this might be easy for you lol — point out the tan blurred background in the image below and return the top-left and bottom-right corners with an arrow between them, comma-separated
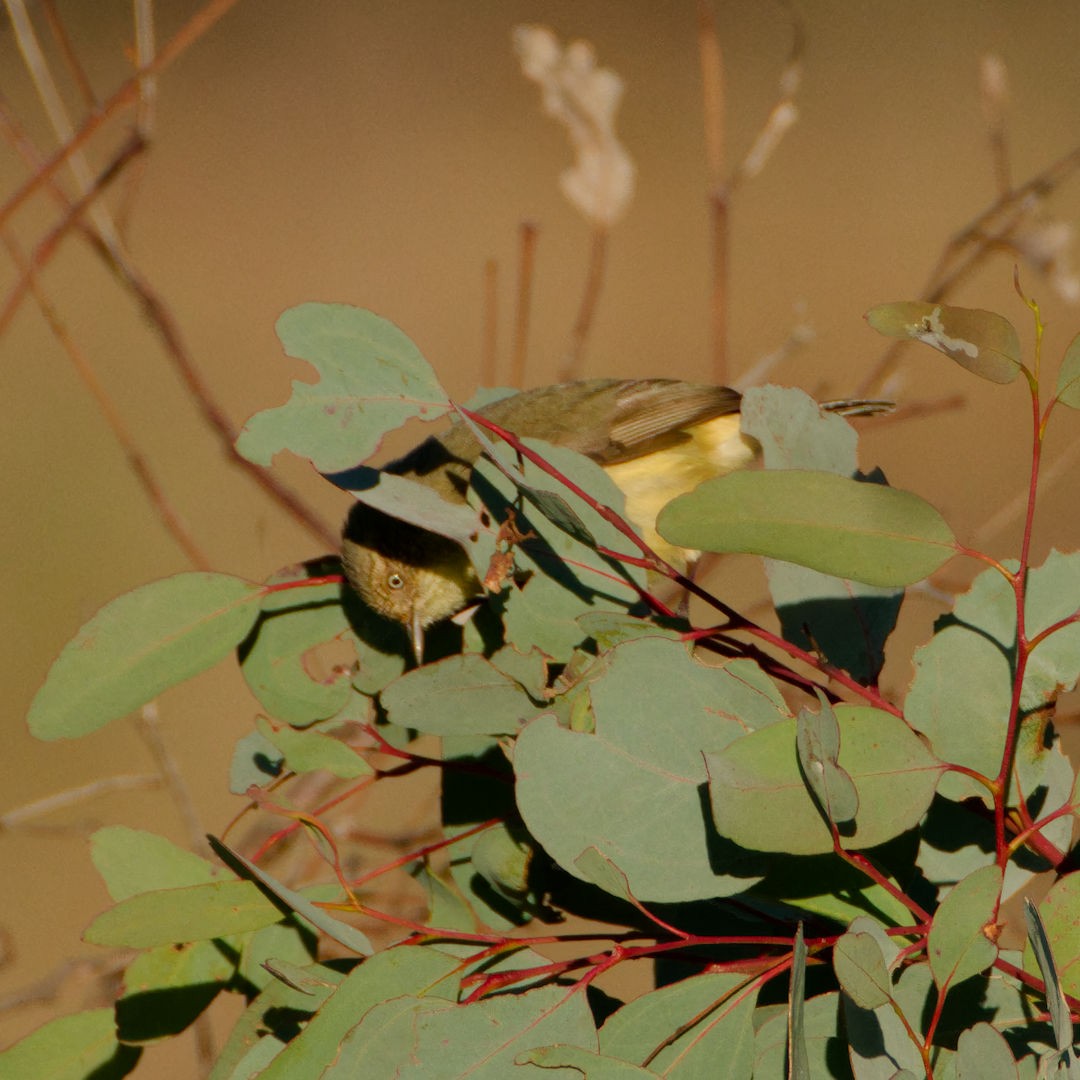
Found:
2,0 -> 1080,1070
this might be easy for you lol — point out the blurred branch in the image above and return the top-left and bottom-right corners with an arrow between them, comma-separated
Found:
1,227 -> 212,567
699,0 -> 803,385
481,257 -> 498,386
511,221 -> 538,387
0,4 -> 339,552
137,703 -> 210,858
0,774 -> 161,832
116,0 -> 158,239
4,0 -> 121,250
0,0 -> 242,232
39,0 -> 96,110
698,0 -> 727,383
980,54 -> 1011,195
858,106 -> 1080,397
559,224 -> 608,381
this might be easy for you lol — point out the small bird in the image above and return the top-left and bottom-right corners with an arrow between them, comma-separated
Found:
341,379 -> 879,661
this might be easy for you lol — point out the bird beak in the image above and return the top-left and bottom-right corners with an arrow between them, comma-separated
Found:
410,611 -> 425,666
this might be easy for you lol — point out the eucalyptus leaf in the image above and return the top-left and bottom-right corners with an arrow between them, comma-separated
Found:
28,573 -> 262,740
657,470 -> 955,587
866,301 -> 1022,384
236,303 -> 450,470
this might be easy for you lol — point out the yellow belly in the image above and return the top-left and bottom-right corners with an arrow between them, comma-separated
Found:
602,414 -> 757,569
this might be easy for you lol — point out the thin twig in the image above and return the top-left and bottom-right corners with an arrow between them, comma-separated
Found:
558,224 -> 608,380
857,142 -> 1080,395
0,0 -> 243,232
0,775 -> 161,829
4,0 -> 122,252
136,703 -> 209,858
116,0 -> 158,239
511,220 -> 538,387
38,0 -> 97,109
2,228 -> 211,566
481,257 -> 498,386
698,0 -> 727,382
0,100 -> 338,551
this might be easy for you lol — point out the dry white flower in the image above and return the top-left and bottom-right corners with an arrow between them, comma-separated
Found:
513,24 -> 636,228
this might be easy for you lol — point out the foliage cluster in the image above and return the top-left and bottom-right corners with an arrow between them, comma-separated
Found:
7,298 -> 1080,1079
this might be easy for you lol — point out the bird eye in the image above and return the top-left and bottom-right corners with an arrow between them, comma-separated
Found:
387,572 -> 405,591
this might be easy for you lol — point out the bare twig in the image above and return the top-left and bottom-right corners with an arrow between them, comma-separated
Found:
857,142 -> 1080,395
39,0 -> 97,109
4,0 -> 122,252
136,703 -> 209,858
0,775 -> 161,830
481,257 -> 498,386
511,220 -> 538,387
698,0 -> 803,385
698,0 -> 727,382
2,228 -> 212,566
116,0 -> 158,239
558,224 -> 608,380
0,0 -> 242,232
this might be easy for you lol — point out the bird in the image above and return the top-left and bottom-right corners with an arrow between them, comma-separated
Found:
341,378 -> 882,662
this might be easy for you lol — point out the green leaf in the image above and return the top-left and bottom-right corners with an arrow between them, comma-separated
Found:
117,939 -> 232,1043
797,696 -> 859,826
28,572 -> 262,740
789,923 -> 811,1080
210,838 -> 374,956
1055,331 -> 1080,409
208,963 -> 342,1080
255,946 -> 461,1080
599,970 -> 758,1077
843,961 -> 930,1078
834,931 -> 893,1010
0,1008 -> 140,1080
90,826 -> 217,901
239,562 -> 354,726
83,880 -> 284,947
514,638 -> 778,901
321,984 -> 597,1078
1024,897 -> 1075,1054
955,1023 -> 1021,1079
381,652 -> 541,736
708,706 -> 944,855
236,303 -> 450,470
520,1045 -> 660,1076
657,470 -> 955,587
472,438 -> 648,659
255,717 -> 372,779
753,992 -> 848,1079
866,301 -> 1022,384
1025,876 -> 1080,1001
928,866 -> 1002,993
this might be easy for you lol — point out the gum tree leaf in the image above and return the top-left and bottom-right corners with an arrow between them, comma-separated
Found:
236,303 -> 450,470
1055,330 -> 1080,409
256,717 -> 372,780
954,1023 -> 1020,1079
322,984 -> 596,1078
28,573 -> 262,740
927,866 -> 1001,993
657,470 -> 955,587
866,301 -> 1022,384
797,696 -> 859,826
708,706 -> 944,855
90,826 -> 217,901
381,652 -> 541,736
83,880 -> 284,947
209,838 -> 374,957
239,562 -> 354,727
1024,876 -> 1080,1001
0,1008 -> 140,1080
599,970 -> 758,1077
514,637 -> 780,901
